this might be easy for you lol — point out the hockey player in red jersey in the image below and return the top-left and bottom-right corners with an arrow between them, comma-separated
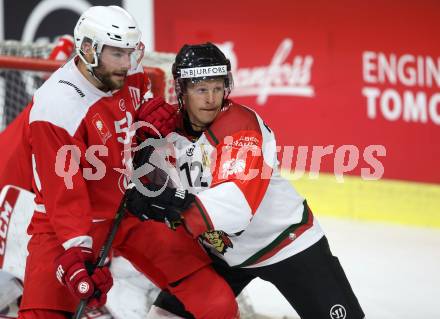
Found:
17,7 -> 237,319
127,43 -> 366,319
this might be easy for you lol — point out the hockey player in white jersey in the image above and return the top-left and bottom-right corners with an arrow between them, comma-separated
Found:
126,42 -> 365,319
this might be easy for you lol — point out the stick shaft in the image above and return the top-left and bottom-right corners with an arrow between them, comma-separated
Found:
72,195 -> 128,319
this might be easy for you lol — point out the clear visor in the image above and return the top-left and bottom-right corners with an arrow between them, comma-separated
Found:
129,41 -> 145,71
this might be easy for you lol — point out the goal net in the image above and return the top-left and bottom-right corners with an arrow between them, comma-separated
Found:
0,40 -> 176,131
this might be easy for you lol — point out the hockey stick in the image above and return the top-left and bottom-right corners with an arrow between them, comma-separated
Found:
73,143 -> 156,319
72,184 -> 132,319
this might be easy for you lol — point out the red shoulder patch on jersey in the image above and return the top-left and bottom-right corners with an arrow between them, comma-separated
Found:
207,101 -> 260,146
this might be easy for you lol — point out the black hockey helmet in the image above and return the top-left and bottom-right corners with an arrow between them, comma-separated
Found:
172,42 -> 233,104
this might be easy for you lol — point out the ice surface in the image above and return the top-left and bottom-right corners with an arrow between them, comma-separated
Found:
244,217 -> 440,318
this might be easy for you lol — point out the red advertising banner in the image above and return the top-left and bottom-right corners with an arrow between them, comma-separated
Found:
154,0 -> 440,184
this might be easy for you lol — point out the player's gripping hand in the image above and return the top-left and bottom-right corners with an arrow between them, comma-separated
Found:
54,247 -> 113,308
137,97 -> 178,139
125,183 -> 194,229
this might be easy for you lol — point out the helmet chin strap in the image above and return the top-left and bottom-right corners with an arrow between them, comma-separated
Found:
85,56 -> 106,87
78,48 -> 108,89
87,65 -> 105,87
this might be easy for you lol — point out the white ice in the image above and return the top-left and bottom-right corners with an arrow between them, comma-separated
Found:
243,217 -> 440,319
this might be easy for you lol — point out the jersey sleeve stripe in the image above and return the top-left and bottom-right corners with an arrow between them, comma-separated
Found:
233,201 -> 314,267
62,235 -> 93,250
206,128 -> 219,145
195,199 -> 213,230
183,198 -> 214,236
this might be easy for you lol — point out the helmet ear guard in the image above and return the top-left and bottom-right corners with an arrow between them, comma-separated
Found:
172,42 -> 234,108
77,37 -> 99,68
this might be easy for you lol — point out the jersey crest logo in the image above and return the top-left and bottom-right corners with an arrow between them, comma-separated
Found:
92,113 -> 112,144
221,159 -> 246,179
202,230 -> 233,255
119,99 -> 126,111
186,144 -> 195,157
128,86 -> 141,110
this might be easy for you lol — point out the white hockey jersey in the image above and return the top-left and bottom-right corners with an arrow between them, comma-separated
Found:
170,101 -> 324,267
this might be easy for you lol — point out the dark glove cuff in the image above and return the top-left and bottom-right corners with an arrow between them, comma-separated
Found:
171,189 -> 195,210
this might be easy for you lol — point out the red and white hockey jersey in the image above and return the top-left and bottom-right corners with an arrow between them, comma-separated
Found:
170,101 -> 325,267
27,58 -> 149,249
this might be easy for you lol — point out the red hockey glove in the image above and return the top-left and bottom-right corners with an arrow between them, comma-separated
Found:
54,247 -> 113,308
137,97 -> 178,139
87,267 -> 113,309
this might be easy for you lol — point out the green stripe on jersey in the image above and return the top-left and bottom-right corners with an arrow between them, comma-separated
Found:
195,199 -> 213,231
234,203 -> 309,268
207,128 -> 219,145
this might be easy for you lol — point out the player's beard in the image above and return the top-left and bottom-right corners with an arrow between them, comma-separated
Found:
94,67 -> 128,91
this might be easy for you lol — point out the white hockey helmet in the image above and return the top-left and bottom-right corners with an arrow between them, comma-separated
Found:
74,5 -> 143,68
